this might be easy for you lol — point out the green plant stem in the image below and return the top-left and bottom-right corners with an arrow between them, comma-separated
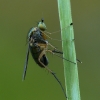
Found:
57,0 -> 81,100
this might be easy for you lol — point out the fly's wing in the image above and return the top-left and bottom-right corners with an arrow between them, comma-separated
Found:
22,43 -> 30,81
27,27 -> 34,39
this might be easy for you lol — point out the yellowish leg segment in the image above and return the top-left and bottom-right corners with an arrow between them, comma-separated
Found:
38,49 -> 53,73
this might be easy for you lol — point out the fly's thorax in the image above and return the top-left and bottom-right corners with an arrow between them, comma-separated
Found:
28,27 -> 38,40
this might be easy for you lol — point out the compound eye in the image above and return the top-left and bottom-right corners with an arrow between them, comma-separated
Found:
41,18 -> 44,22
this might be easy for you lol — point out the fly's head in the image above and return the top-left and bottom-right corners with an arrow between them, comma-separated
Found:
38,18 -> 47,31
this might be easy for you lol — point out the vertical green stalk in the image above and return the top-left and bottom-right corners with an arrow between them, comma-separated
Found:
57,0 -> 81,100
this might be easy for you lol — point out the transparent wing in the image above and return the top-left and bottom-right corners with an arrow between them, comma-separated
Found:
22,43 -> 30,81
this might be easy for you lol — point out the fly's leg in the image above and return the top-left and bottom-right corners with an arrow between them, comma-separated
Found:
38,49 -> 54,74
41,30 -> 74,42
48,43 -> 63,53
40,23 -> 74,42
48,43 -> 57,49
45,23 -> 73,35
46,49 -> 76,64
40,30 -> 53,40
45,49 -> 67,98
38,49 -> 67,98
48,43 -> 81,63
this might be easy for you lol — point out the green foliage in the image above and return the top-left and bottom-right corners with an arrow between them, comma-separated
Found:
57,0 -> 81,100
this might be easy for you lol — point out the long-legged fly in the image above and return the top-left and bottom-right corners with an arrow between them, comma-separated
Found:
22,19 -> 81,98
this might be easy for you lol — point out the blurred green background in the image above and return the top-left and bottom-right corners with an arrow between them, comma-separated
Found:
0,0 -> 100,100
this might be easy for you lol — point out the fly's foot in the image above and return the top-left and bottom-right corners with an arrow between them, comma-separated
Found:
51,72 -> 56,75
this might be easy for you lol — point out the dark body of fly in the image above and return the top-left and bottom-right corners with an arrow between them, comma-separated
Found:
30,46 -> 48,67
28,27 -> 48,68
28,27 -> 47,44
29,34 -> 48,68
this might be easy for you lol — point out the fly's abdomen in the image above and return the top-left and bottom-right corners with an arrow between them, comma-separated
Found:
40,55 -> 48,66
29,46 -> 48,68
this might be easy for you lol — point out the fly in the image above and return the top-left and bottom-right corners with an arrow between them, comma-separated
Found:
22,19 -> 80,98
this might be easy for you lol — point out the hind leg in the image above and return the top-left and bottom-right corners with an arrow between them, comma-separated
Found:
38,49 -> 54,73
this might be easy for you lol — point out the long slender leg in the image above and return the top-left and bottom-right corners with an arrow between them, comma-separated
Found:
48,43 -> 57,50
52,73 -> 67,98
45,49 -> 67,98
48,43 -> 63,54
48,44 -> 81,64
38,49 -> 67,98
40,30 -> 64,41
46,50 -> 76,64
40,23 -> 73,42
45,23 -> 73,35
38,49 -> 54,73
